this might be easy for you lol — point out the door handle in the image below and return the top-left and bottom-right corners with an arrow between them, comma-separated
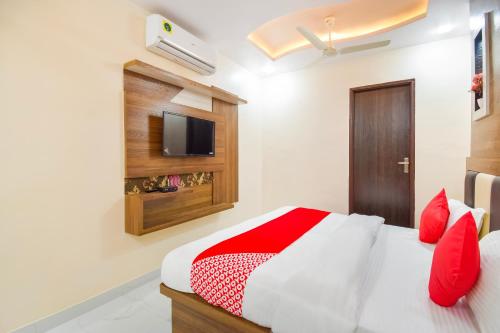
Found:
397,157 -> 410,174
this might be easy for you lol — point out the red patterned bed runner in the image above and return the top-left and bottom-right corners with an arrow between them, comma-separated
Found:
190,207 -> 330,316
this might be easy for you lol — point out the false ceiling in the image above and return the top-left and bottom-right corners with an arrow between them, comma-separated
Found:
248,0 -> 428,60
131,0 -> 469,76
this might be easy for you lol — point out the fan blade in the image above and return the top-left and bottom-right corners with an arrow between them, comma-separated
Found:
297,26 -> 328,51
339,40 -> 391,54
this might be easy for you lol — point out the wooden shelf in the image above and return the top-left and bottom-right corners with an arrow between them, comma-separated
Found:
142,203 -> 234,234
124,60 -> 247,105
131,187 -> 194,202
125,184 -> 235,235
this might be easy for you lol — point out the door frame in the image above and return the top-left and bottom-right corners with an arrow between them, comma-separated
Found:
349,79 -> 416,228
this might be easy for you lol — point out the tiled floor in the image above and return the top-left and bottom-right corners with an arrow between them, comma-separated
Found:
46,278 -> 172,333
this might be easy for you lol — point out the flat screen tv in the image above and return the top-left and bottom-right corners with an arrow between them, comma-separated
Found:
162,111 -> 215,157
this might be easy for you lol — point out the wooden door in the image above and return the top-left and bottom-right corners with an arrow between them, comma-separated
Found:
349,80 -> 415,228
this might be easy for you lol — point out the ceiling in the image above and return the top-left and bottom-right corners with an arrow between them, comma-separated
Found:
249,0 -> 428,60
131,0 -> 470,76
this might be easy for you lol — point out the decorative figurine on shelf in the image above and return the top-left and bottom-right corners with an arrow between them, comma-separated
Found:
168,175 -> 182,187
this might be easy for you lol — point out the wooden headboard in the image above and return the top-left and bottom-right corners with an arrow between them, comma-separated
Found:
465,171 -> 500,238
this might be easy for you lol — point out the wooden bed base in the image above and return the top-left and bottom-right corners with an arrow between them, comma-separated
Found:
160,283 -> 270,333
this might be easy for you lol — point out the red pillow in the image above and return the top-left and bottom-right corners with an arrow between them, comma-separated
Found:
428,211 -> 480,307
419,189 -> 450,243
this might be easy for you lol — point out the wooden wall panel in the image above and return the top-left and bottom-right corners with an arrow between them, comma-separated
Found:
468,0 -> 500,175
124,71 -> 226,178
125,60 -> 248,105
212,171 -> 226,205
123,62 -> 243,235
213,99 -> 239,203
227,105 -> 239,202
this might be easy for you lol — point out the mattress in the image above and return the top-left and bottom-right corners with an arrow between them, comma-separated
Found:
161,207 -> 480,333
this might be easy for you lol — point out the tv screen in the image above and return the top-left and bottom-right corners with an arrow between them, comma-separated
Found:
162,111 -> 215,157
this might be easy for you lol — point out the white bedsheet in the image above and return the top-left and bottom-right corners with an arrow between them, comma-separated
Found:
269,214 -> 384,333
161,207 -> 480,333
242,211 -> 349,327
356,224 -> 479,333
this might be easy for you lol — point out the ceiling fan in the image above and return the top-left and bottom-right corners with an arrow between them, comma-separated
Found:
297,17 -> 391,61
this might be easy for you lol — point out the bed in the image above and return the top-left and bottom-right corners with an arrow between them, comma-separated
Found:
160,171 -> 500,333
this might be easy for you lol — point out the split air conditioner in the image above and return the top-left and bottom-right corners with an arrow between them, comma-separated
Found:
146,14 -> 216,75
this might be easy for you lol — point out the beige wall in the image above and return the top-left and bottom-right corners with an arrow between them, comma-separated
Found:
261,36 -> 471,225
0,1 -> 263,332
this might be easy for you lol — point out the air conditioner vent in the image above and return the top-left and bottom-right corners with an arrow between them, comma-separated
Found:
146,14 -> 216,75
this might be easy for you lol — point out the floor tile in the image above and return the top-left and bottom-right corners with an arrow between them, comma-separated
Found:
124,278 -> 171,321
78,302 -> 169,333
43,278 -> 172,333
44,319 -> 87,333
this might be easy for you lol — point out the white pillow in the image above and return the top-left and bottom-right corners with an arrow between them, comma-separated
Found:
447,199 -> 485,232
467,231 -> 500,333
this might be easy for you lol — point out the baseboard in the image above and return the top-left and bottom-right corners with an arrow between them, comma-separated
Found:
12,269 -> 160,333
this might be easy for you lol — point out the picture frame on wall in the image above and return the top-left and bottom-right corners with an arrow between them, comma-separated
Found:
471,11 -> 492,121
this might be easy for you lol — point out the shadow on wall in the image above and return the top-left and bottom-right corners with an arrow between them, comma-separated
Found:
99,197 -> 234,259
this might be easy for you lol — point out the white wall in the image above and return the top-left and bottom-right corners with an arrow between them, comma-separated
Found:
261,36 -> 471,224
0,0 -> 263,332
